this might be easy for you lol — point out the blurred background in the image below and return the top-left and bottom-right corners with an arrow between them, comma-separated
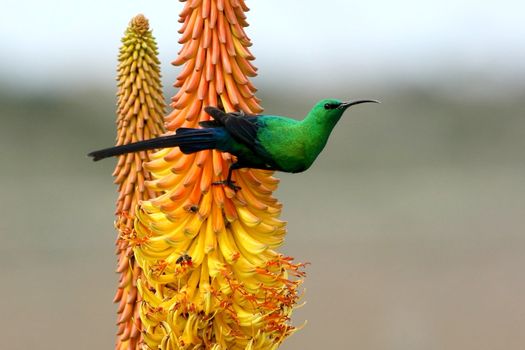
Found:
1,0 -> 524,349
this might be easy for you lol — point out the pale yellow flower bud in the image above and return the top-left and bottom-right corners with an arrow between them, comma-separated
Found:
113,14 -> 166,350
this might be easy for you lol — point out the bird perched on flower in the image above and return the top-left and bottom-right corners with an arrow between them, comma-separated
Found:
89,98 -> 378,190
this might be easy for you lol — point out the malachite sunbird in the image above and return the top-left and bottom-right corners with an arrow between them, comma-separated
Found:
89,98 -> 379,190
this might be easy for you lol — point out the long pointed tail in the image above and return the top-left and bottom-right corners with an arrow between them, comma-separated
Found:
88,128 -> 217,161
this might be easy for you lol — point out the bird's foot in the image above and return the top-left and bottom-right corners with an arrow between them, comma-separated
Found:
212,180 -> 241,192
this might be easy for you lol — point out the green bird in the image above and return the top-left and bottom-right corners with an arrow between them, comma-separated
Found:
88,98 -> 379,190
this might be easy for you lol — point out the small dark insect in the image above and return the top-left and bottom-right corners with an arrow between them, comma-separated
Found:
188,205 -> 198,213
176,253 -> 193,266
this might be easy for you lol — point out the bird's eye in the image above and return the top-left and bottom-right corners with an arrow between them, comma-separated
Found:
324,103 -> 338,110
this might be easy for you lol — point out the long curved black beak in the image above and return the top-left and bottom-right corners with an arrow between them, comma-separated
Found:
338,99 -> 380,110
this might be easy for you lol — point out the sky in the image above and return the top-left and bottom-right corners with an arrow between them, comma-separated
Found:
1,0 -> 524,90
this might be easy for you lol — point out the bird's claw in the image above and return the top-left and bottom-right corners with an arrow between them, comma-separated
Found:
212,180 -> 241,192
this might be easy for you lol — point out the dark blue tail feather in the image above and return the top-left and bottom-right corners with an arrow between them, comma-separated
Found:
175,128 -> 218,154
88,127 -> 220,161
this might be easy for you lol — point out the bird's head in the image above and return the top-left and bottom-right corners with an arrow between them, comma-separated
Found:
308,98 -> 379,127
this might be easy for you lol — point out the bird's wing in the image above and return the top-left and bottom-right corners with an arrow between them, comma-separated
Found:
199,120 -> 222,128
202,107 -> 245,124
203,107 -> 260,149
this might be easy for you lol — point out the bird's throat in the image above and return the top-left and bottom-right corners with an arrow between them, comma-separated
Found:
301,109 -> 343,139
296,110 -> 343,166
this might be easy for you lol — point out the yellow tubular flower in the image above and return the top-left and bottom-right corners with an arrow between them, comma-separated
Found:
113,14 -> 166,350
130,1 -> 306,349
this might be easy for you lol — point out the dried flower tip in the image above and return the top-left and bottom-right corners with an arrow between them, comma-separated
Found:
130,14 -> 149,35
